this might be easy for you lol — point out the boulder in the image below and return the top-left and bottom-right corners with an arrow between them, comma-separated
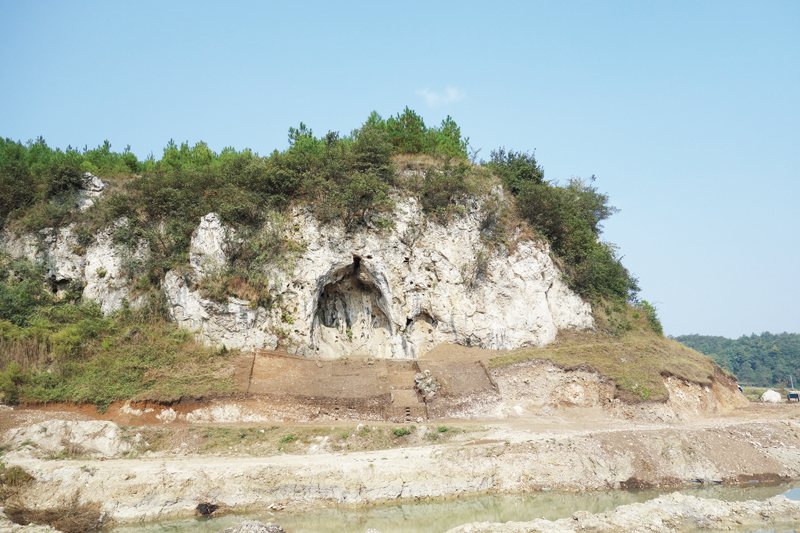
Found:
761,389 -> 782,402
415,370 -> 442,398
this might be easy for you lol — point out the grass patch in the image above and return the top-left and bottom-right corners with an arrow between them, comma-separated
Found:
0,300 -> 239,411
392,427 -> 412,437
488,329 -> 725,402
129,423 -> 474,457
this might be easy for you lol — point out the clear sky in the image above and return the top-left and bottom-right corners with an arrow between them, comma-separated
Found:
1,1 -> 798,339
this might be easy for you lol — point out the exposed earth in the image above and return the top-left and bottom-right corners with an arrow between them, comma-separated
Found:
3,345 -> 800,532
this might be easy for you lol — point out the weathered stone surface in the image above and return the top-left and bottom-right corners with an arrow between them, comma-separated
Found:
164,198 -> 592,356
762,389 -> 782,402
2,194 -> 593,356
190,213 -> 233,276
2,420 -> 131,459
83,218 -> 148,314
162,270 -> 279,350
76,172 -> 106,211
1,218 -> 144,314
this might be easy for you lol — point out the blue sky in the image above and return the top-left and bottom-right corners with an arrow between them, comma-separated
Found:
1,1 -> 798,339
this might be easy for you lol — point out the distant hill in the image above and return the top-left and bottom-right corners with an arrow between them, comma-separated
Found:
674,332 -> 800,387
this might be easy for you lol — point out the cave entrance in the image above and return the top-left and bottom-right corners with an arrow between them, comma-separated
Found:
312,257 -> 392,358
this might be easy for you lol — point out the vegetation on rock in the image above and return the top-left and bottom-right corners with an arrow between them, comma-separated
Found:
0,108 -> 665,408
1,108 -> 638,302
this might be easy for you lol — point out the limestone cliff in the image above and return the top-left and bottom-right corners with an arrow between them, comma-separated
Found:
1,187 -> 593,359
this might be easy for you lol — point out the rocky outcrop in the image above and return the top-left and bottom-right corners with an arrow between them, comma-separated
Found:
163,213 -> 279,351
164,198 -> 592,357
1,218 -> 146,314
2,420 -> 131,459
2,192 -> 593,357
75,172 -> 106,212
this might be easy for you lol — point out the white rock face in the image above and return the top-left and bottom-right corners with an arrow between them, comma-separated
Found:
163,213 -> 280,350
163,198 -> 593,357
190,212 -> 233,275
2,195 -> 593,356
83,218 -> 148,314
76,172 -> 107,211
761,389 -> 782,402
1,218 -> 145,314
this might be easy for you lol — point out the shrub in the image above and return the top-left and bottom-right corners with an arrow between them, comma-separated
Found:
486,147 -> 544,195
514,177 -> 639,302
411,158 -> 474,222
640,300 -> 663,336
392,427 -> 411,437
0,255 -> 54,326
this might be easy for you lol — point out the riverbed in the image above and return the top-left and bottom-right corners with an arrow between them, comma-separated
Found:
107,482 -> 800,533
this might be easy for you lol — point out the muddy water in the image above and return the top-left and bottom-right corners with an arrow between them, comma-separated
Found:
107,482 -> 800,533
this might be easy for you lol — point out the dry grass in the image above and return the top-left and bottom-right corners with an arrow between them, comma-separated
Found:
134,354 -> 237,403
0,464 -> 34,501
0,338 -> 50,373
488,330 -> 724,402
391,153 -> 442,172
6,497 -> 101,533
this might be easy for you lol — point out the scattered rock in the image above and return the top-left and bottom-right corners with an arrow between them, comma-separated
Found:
415,370 -> 442,398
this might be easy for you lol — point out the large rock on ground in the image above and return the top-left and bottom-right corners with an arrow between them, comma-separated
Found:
762,389 -> 782,402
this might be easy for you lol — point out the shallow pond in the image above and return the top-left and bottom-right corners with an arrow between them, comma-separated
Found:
107,481 -> 800,533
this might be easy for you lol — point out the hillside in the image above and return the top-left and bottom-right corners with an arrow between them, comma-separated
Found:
0,109 -> 698,411
675,332 -> 800,387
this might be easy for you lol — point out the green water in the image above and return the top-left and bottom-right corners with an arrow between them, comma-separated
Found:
107,482 -> 800,533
